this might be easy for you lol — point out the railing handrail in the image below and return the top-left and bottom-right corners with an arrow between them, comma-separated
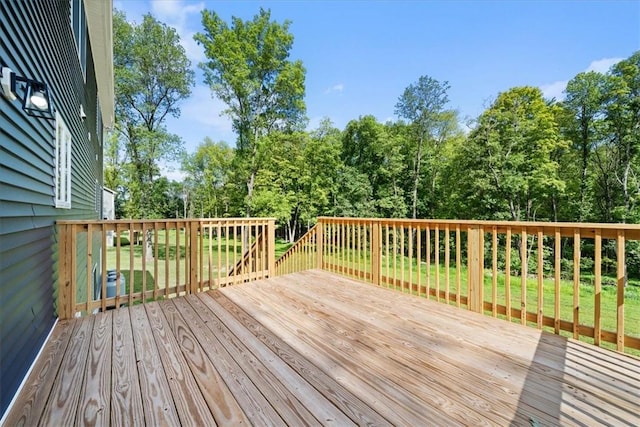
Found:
275,223 -> 319,268
318,217 -> 640,239
58,217 -> 278,225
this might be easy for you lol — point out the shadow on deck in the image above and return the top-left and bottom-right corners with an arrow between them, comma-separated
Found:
5,270 -> 640,426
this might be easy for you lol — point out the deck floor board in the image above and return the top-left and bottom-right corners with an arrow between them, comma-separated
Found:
5,270 -> 639,426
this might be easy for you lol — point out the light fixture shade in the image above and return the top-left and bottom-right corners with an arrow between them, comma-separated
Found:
22,80 -> 52,117
1,66 -> 54,120
29,90 -> 49,110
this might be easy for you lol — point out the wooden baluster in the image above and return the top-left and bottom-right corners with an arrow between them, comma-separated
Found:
417,225 -> 422,296
153,223 -> 159,300
616,230 -> 625,352
537,230 -> 544,329
435,226 -> 440,302
594,229 -> 602,346
505,228 -> 512,321
445,225 -> 450,305
521,228 -> 527,325
456,225 -> 461,308
573,229 -> 580,339
554,229 -> 561,334
491,226 -> 497,316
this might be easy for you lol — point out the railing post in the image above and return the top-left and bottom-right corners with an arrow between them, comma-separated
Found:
267,219 -> 276,277
189,220 -> 198,293
57,223 -> 72,319
467,226 -> 484,313
316,219 -> 324,270
371,220 -> 381,286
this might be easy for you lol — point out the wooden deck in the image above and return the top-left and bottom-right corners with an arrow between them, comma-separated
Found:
5,270 -> 640,426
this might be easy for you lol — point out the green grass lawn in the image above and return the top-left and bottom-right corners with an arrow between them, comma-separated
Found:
103,231 -> 294,295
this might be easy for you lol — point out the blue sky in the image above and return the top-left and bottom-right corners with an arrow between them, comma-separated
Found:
114,0 -> 639,177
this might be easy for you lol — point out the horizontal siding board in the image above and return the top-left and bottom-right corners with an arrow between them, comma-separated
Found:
0,228 -> 54,269
0,229 -> 56,256
1,263 -> 55,348
0,200 -> 45,218
0,316 -> 55,416
0,201 -> 68,219
0,0 -> 107,417
0,215 -> 55,236
0,182 -> 53,207
0,148 -> 53,187
1,135 -> 54,176
1,256 -> 54,308
0,110 -> 54,155
0,166 -> 53,199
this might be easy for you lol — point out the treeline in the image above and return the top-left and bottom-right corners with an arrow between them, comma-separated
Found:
105,8 -> 639,244
180,52 -> 639,242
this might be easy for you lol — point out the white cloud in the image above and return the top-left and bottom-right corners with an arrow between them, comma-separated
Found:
324,83 -> 344,94
539,57 -> 624,101
151,0 -> 204,20
181,84 -> 234,133
149,0 -> 206,63
540,79 -> 569,101
159,162 -> 187,182
180,31 -> 206,64
585,57 -> 624,73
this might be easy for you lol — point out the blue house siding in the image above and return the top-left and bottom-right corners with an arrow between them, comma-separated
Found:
0,0 -> 110,417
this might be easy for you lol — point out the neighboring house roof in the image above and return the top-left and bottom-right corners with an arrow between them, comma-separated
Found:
85,0 -> 114,128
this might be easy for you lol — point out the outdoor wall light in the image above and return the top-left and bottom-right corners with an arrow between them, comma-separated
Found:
1,66 -> 54,119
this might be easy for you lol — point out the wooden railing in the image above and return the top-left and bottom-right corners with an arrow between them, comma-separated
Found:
278,217 -> 640,354
56,218 -> 276,319
275,224 -> 319,275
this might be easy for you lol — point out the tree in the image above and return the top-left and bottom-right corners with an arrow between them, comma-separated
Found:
341,116 -> 407,217
395,76 -> 456,219
251,123 -> 342,242
605,52 -> 640,222
561,71 -> 608,220
195,8 -> 306,216
113,10 -> 194,218
457,86 -> 567,221
182,138 -> 235,217
103,132 -> 126,218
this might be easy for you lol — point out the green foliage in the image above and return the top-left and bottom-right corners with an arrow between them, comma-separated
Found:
341,116 -> 407,218
113,10 -> 194,219
454,86 -> 567,221
195,8 -> 306,145
395,76 -> 458,219
182,138 -> 235,217
250,125 -> 342,241
195,8 -> 306,215
560,71 -> 609,221
605,52 -> 640,222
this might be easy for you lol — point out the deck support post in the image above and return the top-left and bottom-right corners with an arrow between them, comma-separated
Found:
57,223 -> 72,319
267,219 -> 276,277
467,226 -> 484,313
316,220 -> 324,270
